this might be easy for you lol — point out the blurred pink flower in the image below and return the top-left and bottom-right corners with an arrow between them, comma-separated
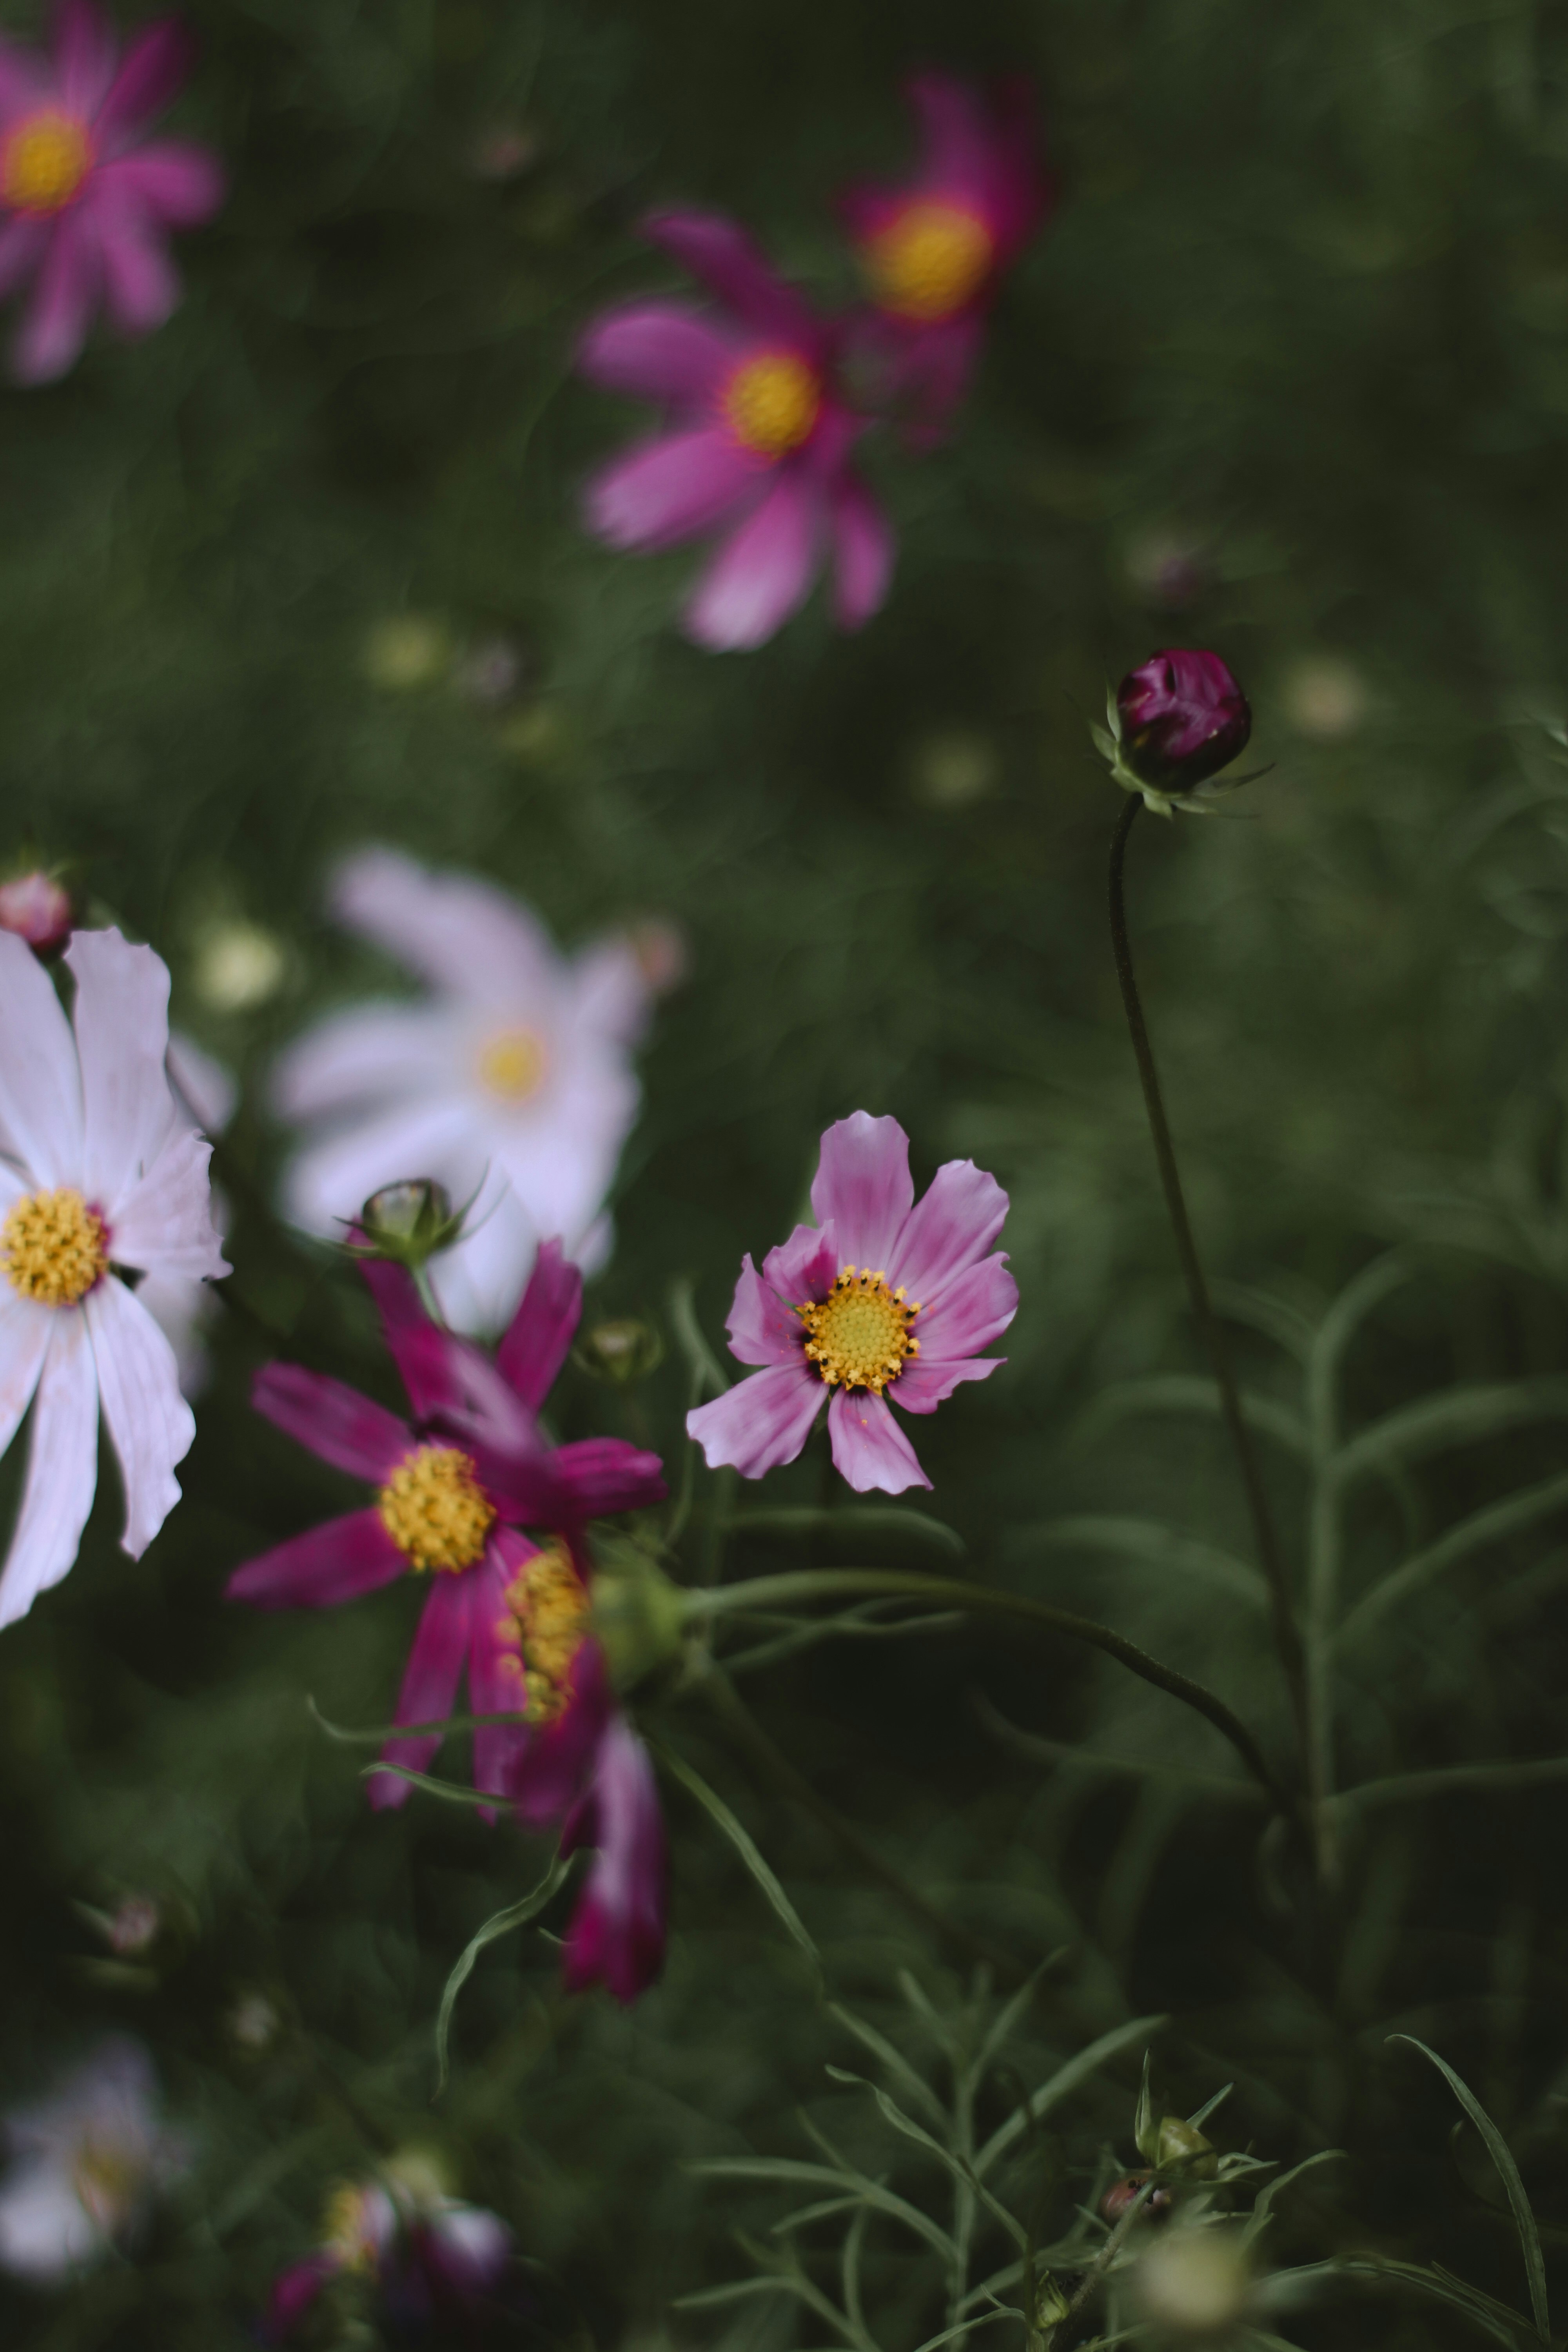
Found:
0,869 -> 72,954
840,74 -> 1049,435
577,207 -> 894,651
687,1111 -> 1016,1497
265,2166 -> 522,2343
0,0 -> 223,384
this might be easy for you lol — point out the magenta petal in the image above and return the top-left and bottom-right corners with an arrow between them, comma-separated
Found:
686,1361 -> 824,1478
684,471 -> 822,652
826,1388 -> 931,1495
809,1112 -> 914,1273
94,140 -> 223,225
496,1237 -> 581,1412
762,1220 -> 840,1302
560,1717 -> 666,2004
906,73 -> 997,207
0,216 -> 45,299
52,0 -> 117,121
13,210 -> 100,383
96,204 -> 177,334
265,2254 -> 338,2341
724,1254 -> 804,1367
369,1573 -> 473,1809
890,1355 -> 1005,1414
92,14 -> 192,147
889,1158 -> 1009,1302
550,1437 -> 667,1519
506,1637 -> 614,1825
829,475 -> 895,631
642,206 -> 818,349
468,1541 -> 528,1804
913,1252 -> 1018,1361
226,1507 -> 405,1608
356,1256 -> 477,1425
577,299 -> 738,403
584,425 -> 760,553
252,1362 -> 413,1483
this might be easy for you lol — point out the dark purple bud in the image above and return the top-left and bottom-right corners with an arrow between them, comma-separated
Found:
1099,2170 -> 1172,2226
1116,649 -> 1251,791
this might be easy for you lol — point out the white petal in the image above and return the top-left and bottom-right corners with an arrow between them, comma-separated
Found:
85,1279 -> 193,1558
165,1032 -> 235,1136
427,1179 -> 539,1338
0,1292 -> 51,1458
66,932 -> 180,1213
331,845 -> 567,1011
0,1311 -> 100,1629
0,2160 -> 104,2282
134,1272 -> 217,1400
493,1060 -> 638,1241
0,931 -> 82,1187
272,1002 -> 466,1123
109,1129 -> 229,1281
571,936 -> 653,1046
279,1097 -> 481,1238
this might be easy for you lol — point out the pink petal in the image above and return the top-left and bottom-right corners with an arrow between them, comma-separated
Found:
560,1717 -> 666,2003
761,1220 -> 839,1302
584,425 -> 759,553
265,2257 -> 337,2340
890,1354 -> 1005,1414
95,202 -> 178,334
225,1506 -> 405,1608
357,1255 -> 472,1423
642,207 -> 820,348
809,1112 -> 914,1274
724,1253 -> 804,1367
826,1387 -> 930,1495
0,46 -> 48,123
91,14 -> 192,149
252,1362 -> 413,1484
14,207 -> 101,383
912,1252 -> 1017,1362
837,180 -> 902,243
66,930 -> 178,1214
686,1361 -> 823,1478
506,1634 -> 614,1825
549,1436 -> 667,1519
93,140 -> 222,225
0,215 -> 46,299
369,1572 -> 473,1808
0,929 -> 83,1184
906,73 -> 997,206
888,1158 -> 1009,1303
52,0 -> 118,122
900,314 -> 985,432
496,1236 -> 580,1410
684,470 -> 822,652
467,1539 -> 528,1803
829,475 -> 895,630
577,299 -> 738,404
84,1275 -> 191,1556
0,1294 -> 50,1461
0,1307 -> 99,1628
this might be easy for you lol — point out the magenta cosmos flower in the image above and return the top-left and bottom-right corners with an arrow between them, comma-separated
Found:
0,0 -> 223,384
226,1240 -> 666,1809
840,73 -> 1049,435
1116,649 -> 1252,791
577,207 -> 893,652
687,1112 -> 1016,1497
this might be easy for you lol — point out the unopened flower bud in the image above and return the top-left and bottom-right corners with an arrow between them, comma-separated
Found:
1032,2270 -> 1071,2345
352,1179 -> 466,1271
575,1317 -> 664,1385
0,869 -> 73,956
1134,2232 -> 1251,2337
1152,2116 -> 1218,2180
590,1541 -> 686,1690
1100,2170 -> 1172,2226
1116,650 -> 1251,793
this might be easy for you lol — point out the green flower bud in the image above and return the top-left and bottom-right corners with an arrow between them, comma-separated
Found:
575,1316 -> 665,1385
589,1539 -> 686,1690
1153,2117 -> 1218,2180
350,1179 -> 468,1272
1030,2270 -> 1072,2349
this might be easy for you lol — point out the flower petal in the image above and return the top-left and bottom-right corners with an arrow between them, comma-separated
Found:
369,1573 -> 473,1809
330,846 -> 567,1011
225,1506 -> 405,1608
95,202 -> 178,335
912,1252 -> 1017,1362
468,1536 -> 530,1803
829,474 -> 895,630
0,1292 -> 50,1459
506,1636 -> 613,1825
809,1112 -> 914,1274
584,425 -> 759,554
84,1275 -> 192,1556
560,1717 -> 666,2003
0,216 -> 46,299
425,1176 -> 541,1340
684,470 -> 821,652
355,1255 -> 472,1422
888,1158 -> 1009,1303
0,1308 -> 99,1628
66,931 -> 179,1214
496,1235 -> 580,1410
548,1437 -> 667,1519
762,1220 -> 839,1301
109,1126 -> 228,1279
91,13 -> 192,148
0,929 -> 82,1185
94,139 -> 222,225
686,1361 -> 823,1478
53,0 -> 118,122
826,1387 -> 931,1495
577,299 -> 738,404
724,1252 -> 805,1366
252,1362 -> 413,1484
165,1031 -> 234,1134
272,1001 -> 467,1122
278,1094 -> 478,1243
13,207 -> 102,384
642,207 -> 819,348
889,1354 -> 1004,1414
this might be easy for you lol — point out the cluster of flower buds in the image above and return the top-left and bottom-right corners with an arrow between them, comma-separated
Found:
1093,649 -> 1259,816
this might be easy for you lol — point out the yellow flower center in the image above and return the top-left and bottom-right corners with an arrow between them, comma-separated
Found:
723,352 -> 821,457
477,1026 -> 548,1103
1,1187 -> 108,1307
377,1445 -> 495,1573
865,201 -> 994,321
798,1265 -> 920,1395
2,111 -> 92,214
70,2135 -> 142,2234
321,2182 -> 381,2272
497,1539 -> 591,1723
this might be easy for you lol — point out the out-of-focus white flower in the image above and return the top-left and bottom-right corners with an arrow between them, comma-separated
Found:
191,920 -> 287,1014
0,933 -> 229,1628
273,848 -> 655,1336
1134,2229 -> 1252,2337
1281,654 -> 1368,742
0,2038 -> 185,2283
140,1033 -> 237,1400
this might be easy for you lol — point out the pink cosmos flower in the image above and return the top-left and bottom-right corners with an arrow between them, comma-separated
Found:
225,1239 -> 666,1809
1116,648 -> 1252,791
577,207 -> 894,652
265,2160 -> 523,2343
686,1111 -> 1016,1497
840,73 -> 1049,436
0,0 -> 223,385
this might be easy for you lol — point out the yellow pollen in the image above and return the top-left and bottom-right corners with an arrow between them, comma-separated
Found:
865,201 -> 994,321
798,1265 -> 920,1396
2,111 -> 92,214
723,352 -> 821,457
321,2182 -> 380,2272
497,1539 -> 590,1723
477,1026 -> 547,1103
1,1187 -> 107,1307
377,1445 -> 494,1573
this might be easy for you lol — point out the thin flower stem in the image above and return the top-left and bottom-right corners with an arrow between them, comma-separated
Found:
1107,797 -> 1311,1781
685,1571 -> 1292,1821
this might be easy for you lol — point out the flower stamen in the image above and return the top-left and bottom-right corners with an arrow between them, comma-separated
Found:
798,1265 -> 920,1395
378,1445 -> 494,1572
497,1539 -> 591,1722
2,110 -> 92,214
1,1187 -> 108,1307
477,1027 -> 548,1103
722,352 -> 821,458
865,201 -> 993,321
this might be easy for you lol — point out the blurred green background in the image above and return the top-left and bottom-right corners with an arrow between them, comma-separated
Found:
9,0 -> 1568,2343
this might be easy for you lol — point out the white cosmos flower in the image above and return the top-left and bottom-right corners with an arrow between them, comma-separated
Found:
273,846 -> 653,1336
137,1033 -> 237,1400
0,2037 -> 186,2283
0,931 -> 230,1630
